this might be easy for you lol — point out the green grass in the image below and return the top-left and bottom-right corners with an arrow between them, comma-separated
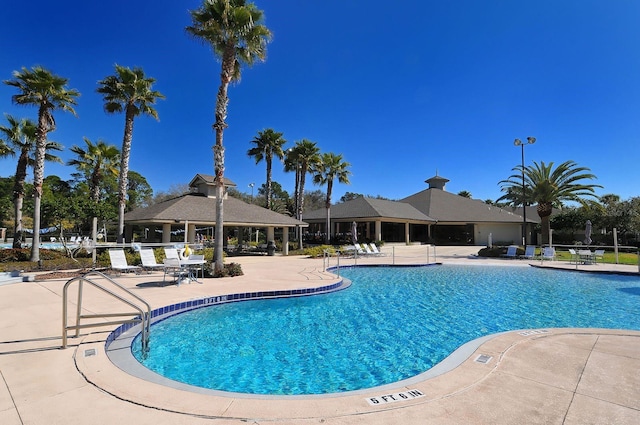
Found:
553,250 -> 638,265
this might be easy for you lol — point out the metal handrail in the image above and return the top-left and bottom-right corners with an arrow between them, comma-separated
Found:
62,270 -> 151,351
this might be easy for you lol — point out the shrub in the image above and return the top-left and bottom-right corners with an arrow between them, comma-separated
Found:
205,262 -> 243,278
303,245 -> 337,258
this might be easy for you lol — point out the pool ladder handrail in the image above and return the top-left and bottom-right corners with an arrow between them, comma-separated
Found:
62,270 -> 151,351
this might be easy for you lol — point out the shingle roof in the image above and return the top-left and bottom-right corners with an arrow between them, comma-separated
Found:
401,189 -> 532,223
125,193 -> 306,227
303,197 -> 436,222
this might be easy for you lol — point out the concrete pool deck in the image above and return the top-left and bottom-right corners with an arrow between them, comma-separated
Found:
1,245 -> 639,424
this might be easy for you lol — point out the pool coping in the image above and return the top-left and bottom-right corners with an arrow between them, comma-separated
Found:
101,262 -> 639,403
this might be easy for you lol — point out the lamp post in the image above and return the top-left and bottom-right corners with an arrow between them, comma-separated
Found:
248,183 -> 255,203
513,137 -> 536,246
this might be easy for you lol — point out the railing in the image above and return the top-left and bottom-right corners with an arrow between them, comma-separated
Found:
62,270 -> 151,351
544,244 -> 640,272
323,244 -> 438,274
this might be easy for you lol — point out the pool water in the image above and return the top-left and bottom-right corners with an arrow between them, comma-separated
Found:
132,265 -> 640,395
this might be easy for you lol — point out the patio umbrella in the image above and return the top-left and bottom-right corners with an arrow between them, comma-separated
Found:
351,221 -> 358,245
583,220 -> 592,245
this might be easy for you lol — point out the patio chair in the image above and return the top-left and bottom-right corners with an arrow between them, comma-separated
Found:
140,248 -> 164,273
108,249 -> 141,275
356,243 -> 373,255
164,247 -> 179,260
593,249 -> 605,264
578,249 -> 594,264
568,248 -> 579,264
541,247 -> 556,261
501,245 -> 518,259
369,243 -> 385,256
520,245 -> 536,260
163,258 -> 185,285
187,254 -> 205,281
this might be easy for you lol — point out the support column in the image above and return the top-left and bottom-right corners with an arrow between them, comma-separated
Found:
375,221 -> 382,242
267,226 -> 275,242
162,223 -> 171,244
187,223 -> 196,243
283,227 -> 289,255
405,222 -> 410,244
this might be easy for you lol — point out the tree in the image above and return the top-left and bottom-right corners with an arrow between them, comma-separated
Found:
285,139 -> 320,249
0,115 -> 37,247
311,152 -> 351,243
126,171 -> 153,211
499,160 -> 601,245
247,128 -> 286,209
4,66 -> 79,261
68,137 -> 120,202
97,64 -> 164,243
457,190 -> 472,198
187,0 -> 271,273
257,181 -> 290,214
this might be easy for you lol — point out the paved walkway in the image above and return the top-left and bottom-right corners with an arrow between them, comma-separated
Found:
1,246 -> 638,424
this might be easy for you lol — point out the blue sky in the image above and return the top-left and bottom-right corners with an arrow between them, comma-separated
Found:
1,0 -> 638,204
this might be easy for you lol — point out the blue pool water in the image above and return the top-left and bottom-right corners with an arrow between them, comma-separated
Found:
132,265 -> 640,395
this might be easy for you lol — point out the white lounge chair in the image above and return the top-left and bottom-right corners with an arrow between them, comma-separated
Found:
541,247 -> 556,261
501,245 -> 518,259
520,245 -> 536,260
593,249 -> 605,264
140,248 -> 164,273
108,249 -> 141,274
369,243 -> 385,256
362,243 -> 375,255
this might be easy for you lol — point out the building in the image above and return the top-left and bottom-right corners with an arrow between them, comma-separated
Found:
303,174 -> 534,245
124,174 -> 306,254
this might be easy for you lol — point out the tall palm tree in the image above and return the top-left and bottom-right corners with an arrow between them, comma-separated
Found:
97,65 -> 164,243
499,160 -> 601,245
312,152 -> 351,244
68,137 -> 120,202
4,66 -> 78,261
285,139 -> 320,249
247,128 -> 286,209
187,0 -> 271,273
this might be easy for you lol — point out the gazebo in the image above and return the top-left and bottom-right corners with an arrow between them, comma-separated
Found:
124,174 -> 306,254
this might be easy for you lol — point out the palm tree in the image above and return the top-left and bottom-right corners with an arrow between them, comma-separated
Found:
97,65 -> 164,243
312,153 -> 351,243
68,137 -> 120,202
499,160 -> 601,245
1,115 -> 37,248
3,66 -> 79,261
285,139 -> 320,249
0,116 -> 64,248
247,129 -> 286,209
187,0 -> 271,273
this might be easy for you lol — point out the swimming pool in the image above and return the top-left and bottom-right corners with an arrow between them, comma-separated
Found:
130,265 -> 640,395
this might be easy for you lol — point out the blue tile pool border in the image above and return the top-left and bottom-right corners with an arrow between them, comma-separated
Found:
105,277 -> 351,349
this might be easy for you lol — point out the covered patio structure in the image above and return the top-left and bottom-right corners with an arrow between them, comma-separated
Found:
123,174 -> 307,255
302,197 -> 436,244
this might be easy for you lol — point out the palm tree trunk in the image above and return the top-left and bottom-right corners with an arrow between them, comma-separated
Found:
537,202 -> 553,245
12,153 -> 28,249
30,112 -> 48,262
212,47 -> 234,274
266,156 -> 272,209
325,179 -> 333,244
297,166 -> 305,249
13,195 -> 24,249
117,108 -> 135,243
